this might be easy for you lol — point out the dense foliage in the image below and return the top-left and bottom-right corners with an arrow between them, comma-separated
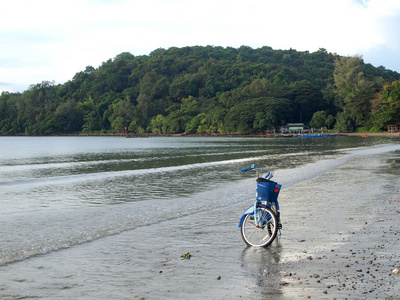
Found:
1,46 -> 399,135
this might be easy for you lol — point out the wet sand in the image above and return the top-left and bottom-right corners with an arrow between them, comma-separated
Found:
259,187 -> 400,299
149,151 -> 400,300
233,152 -> 400,299
122,151 -> 400,300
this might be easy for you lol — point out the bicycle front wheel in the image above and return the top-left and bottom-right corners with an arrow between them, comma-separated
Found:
240,206 -> 278,247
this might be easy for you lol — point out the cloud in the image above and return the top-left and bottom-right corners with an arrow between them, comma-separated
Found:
1,0 -> 400,93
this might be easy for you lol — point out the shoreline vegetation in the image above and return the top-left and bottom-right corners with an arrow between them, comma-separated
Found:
1,46 -> 399,137
1,132 -> 399,138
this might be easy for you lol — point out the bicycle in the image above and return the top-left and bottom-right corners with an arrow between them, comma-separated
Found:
238,164 -> 282,247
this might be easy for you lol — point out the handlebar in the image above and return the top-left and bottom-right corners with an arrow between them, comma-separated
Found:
240,167 -> 252,172
241,164 -> 274,179
241,164 -> 259,173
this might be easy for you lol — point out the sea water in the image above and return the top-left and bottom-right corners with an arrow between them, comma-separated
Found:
0,135 -> 399,299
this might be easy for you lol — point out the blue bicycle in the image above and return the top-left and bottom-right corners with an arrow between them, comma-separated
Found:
238,165 -> 282,247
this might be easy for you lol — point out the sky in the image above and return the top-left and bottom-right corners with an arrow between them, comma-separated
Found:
1,0 -> 400,93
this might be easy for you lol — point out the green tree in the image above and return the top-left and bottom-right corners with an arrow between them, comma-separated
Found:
77,96 -> 102,133
185,113 -> 207,133
288,80 -> 323,123
107,98 -> 136,133
224,97 -> 291,134
310,111 -> 327,129
334,56 -> 377,126
162,110 -> 183,133
334,111 -> 353,132
148,114 -> 165,134
309,111 -> 335,129
325,114 -> 335,129
55,99 -> 83,132
372,81 -> 400,129
253,112 -> 276,132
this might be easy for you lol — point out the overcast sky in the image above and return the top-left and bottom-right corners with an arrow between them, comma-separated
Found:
1,0 -> 400,93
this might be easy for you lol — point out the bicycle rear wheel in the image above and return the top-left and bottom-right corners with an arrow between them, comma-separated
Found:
240,206 -> 278,247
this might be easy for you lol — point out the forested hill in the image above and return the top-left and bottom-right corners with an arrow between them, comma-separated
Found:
1,45 -> 400,135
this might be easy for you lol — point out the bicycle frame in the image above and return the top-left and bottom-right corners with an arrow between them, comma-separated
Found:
238,200 -> 280,228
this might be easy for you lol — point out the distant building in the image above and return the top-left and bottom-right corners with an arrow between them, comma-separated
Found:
280,123 -> 310,133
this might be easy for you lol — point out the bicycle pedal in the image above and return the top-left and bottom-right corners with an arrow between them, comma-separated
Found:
278,223 -> 283,229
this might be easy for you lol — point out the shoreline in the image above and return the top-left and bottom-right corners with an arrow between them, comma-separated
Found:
1,132 -> 399,138
346,132 -> 400,137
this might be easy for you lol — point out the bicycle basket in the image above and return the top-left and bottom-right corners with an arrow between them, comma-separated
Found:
256,180 -> 281,202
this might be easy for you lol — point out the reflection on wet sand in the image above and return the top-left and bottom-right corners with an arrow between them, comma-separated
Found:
241,244 -> 283,297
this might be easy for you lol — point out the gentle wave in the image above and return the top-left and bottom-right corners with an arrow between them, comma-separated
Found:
0,149 -> 268,171
0,154 -> 284,187
0,151 -> 308,186
0,149 -> 320,186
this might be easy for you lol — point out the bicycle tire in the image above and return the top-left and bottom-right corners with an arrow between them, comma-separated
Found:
240,206 -> 278,247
